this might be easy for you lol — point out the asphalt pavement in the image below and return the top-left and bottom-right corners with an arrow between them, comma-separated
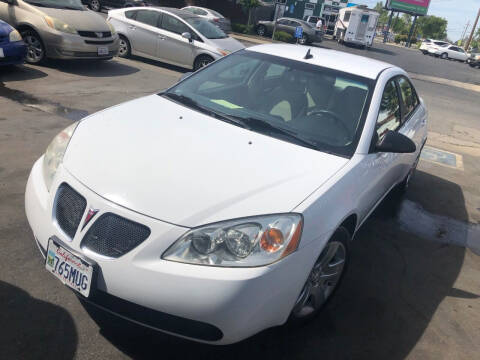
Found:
1,38 -> 480,360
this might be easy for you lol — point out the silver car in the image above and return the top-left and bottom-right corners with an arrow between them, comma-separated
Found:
108,7 -> 244,70
0,0 -> 119,63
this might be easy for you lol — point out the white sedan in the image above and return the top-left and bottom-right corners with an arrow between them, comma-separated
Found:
428,44 -> 469,61
25,44 -> 427,344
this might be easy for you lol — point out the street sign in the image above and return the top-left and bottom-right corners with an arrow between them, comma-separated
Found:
294,26 -> 303,39
386,0 -> 430,16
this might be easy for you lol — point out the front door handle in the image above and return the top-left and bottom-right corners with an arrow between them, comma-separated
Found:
158,35 -> 166,40
128,26 -> 136,30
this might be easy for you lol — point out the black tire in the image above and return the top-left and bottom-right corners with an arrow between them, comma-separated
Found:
298,33 -> 308,45
289,226 -> 350,323
21,29 -> 45,64
440,52 -> 448,59
193,54 -> 214,71
89,0 -> 101,12
118,35 -> 131,58
256,25 -> 267,37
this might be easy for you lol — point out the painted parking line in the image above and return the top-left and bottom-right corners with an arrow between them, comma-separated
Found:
420,146 -> 464,170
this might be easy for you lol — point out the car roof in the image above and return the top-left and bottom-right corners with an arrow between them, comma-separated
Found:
246,44 -> 395,79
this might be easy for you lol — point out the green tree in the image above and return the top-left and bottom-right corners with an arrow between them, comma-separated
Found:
392,16 -> 407,34
374,2 -> 389,27
240,0 -> 261,26
416,15 -> 448,39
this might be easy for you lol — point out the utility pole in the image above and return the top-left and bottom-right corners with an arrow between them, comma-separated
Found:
383,10 -> 394,43
465,7 -> 480,51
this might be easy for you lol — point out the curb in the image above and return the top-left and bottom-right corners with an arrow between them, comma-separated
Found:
410,73 -> 480,93
230,32 -> 279,44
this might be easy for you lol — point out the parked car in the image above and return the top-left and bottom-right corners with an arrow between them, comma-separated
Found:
25,44 -> 427,345
0,0 -> 119,64
82,0 -> 146,13
256,17 -> 323,44
108,7 -> 244,70
428,44 -> 468,61
0,20 -> 27,66
419,38 -> 449,55
468,51 -> 480,68
181,6 -> 231,33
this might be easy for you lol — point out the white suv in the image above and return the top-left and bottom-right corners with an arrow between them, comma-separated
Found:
420,39 -> 449,55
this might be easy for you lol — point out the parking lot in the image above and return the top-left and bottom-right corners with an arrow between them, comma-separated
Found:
1,37 -> 480,360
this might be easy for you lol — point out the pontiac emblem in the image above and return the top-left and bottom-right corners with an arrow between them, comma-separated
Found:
82,208 -> 99,230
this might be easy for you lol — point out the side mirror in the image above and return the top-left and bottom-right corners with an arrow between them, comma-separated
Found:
179,72 -> 193,81
375,130 -> 416,153
181,32 -> 192,42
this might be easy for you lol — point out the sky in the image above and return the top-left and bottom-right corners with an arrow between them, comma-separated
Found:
357,0 -> 480,41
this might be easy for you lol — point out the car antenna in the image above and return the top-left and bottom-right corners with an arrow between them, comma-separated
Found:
304,48 -> 313,59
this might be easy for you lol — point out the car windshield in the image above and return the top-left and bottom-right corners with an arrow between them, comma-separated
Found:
24,0 -> 84,10
185,18 -> 227,39
163,50 -> 373,157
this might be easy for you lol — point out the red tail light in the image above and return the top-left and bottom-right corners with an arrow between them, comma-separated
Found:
213,18 -> 220,22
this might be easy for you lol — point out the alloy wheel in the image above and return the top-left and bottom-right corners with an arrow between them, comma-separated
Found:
90,0 -> 100,11
24,34 -> 44,63
299,34 -> 308,45
257,26 -> 266,36
118,38 -> 129,57
292,240 -> 346,318
441,53 -> 448,59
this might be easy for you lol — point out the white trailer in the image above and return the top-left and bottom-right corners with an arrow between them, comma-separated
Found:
334,5 -> 379,48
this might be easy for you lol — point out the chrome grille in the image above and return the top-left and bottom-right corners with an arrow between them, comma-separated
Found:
55,183 -> 87,238
81,213 -> 150,258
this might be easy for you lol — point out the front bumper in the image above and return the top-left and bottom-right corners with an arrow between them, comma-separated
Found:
41,30 -> 119,59
0,40 -> 27,65
25,157 -> 318,344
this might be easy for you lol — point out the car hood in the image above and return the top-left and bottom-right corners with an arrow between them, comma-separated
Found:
63,95 -> 348,227
207,36 -> 245,53
40,8 -> 109,31
0,20 -> 13,36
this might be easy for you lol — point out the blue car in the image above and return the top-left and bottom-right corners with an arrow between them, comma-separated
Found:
0,20 -> 27,66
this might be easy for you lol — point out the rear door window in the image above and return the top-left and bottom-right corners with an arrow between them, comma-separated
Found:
135,10 -> 161,28
125,10 -> 137,19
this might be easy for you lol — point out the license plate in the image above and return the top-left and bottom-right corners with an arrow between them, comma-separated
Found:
0,48 -> 4,58
97,46 -> 108,56
45,239 -> 93,297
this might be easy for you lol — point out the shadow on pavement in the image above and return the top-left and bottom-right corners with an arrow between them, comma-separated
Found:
129,55 -> 189,74
81,170 -> 466,360
42,58 -> 140,77
0,64 -> 48,82
0,281 -> 78,359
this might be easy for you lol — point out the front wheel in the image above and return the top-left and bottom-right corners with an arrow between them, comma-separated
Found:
89,0 -> 101,12
298,34 -> 308,45
118,35 -> 131,58
256,25 -> 266,37
22,30 -> 45,64
290,227 -> 349,321
193,55 -> 214,71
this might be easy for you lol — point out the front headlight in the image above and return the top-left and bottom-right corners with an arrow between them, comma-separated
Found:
9,29 -> 22,42
42,122 -> 79,191
107,21 -> 116,35
162,214 -> 303,267
44,16 -> 77,34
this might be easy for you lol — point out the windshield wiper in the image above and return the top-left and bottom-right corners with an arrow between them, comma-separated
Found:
230,116 -> 319,150
162,93 -> 248,129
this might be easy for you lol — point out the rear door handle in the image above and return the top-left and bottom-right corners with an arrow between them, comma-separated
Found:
128,26 -> 136,30
158,35 -> 166,40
